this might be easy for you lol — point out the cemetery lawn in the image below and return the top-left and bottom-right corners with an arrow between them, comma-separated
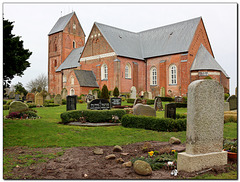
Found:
3,102 -> 237,179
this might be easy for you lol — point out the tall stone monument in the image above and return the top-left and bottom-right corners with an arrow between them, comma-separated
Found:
177,80 -> 227,172
130,86 -> 136,99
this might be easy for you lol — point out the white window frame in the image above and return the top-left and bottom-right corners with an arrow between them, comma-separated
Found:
125,63 -> 131,79
150,67 -> 157,86
169,64 -> 177,85
101,64 -> 108,80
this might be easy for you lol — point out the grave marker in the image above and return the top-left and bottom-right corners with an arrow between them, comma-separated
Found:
110,97 -> 122,107
164,103 -> 176,119
35,93 -> 44,106
175,96 -> 183,103
226,95 -> 237,110
154,97 -> 163,111
61,88 -> 68,100
130,86 -> 136,99
54,94 -> 62,105
66,95 -> 77,111
133,103 -> 156,117
177,80 -> 227,172
133,98 -> 142,106
89,99 -> 110,110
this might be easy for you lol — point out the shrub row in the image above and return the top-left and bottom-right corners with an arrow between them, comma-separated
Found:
3,105 -> 9,110
121,114 -> 186,132
174,103 -> 187,108
126,97 -> 175,104
60,109 -> 126,124
43,103 -> 60,107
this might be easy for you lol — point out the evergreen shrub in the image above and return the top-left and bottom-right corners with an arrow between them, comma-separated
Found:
100,84 -> 109,99
60,109 -> 126,124
113,87 -> 120,97
121,114 -> 186,132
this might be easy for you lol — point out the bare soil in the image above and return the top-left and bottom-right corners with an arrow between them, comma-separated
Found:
4,141 -> 236,180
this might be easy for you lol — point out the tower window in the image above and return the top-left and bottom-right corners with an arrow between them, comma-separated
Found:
73,41 -> 76,48
54,60 -> 57,67
55,44 -> 57,52
125,63 -> 131,79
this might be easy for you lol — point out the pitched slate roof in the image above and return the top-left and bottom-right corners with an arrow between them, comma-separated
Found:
94,17 -> 201,60
191,44 -> 229,78
56,47 -> 84,72
49,12 -> 74,35
74,70 -> 99,87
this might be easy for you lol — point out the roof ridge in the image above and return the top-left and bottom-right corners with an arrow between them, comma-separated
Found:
138,17 -> 201,34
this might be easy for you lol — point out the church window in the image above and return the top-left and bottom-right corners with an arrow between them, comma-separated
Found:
150,67 -> 157,85
73,41 -> 76,48
71,76 -> 74,85
101,64 -> 108,80
125,63 -> 131,79
73,23 -> 76,30
63,75 -> 67,83
169,64 -> 177,85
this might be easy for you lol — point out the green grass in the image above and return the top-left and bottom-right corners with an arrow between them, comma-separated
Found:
190,170 -> 237,179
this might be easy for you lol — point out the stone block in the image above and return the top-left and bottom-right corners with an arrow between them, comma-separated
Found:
177,151 -> 227,172
133,103 -> 156,117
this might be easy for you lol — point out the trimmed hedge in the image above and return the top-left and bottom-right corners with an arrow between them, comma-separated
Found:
175,103 -> 187,108
127,98 -> 135,103
127,97 -> 174,104
43,103 -> 60,107
60,109 -> 126,124
121,114 -> 186,132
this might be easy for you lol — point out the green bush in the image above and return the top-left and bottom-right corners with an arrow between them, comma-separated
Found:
27,103 -> 37,108
146,99 -> 154,105
126,98 -> 135,103
60,109 -> 126,124
159,97 -> 174,102
113,87 -> 120,97
121,114 -> 186,132
62,99 -> 66,105
6,100 -> 13,105
43,103 -> 60,107
175,103 -> 187,108
100,84 -> 109,99
92,89 -> 101,98
224,93 -> 230,100
176,113 -> 187,119
3,105 -> 9,110
45,99 -> 54,104
3,100 -> 7,105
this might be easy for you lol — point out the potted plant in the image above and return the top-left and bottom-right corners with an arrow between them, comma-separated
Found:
223,139 -> 237,160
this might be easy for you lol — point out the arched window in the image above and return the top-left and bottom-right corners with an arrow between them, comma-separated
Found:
70,88 -> 75,95
169,64 -> 177,85
71,76 -> 74,85
73,41 -> 76,48
125,63 -> 131,79
101,64 -> 108,80
150,67 -> 157,85
54,60 -> 57,67
63,75 -> 67,83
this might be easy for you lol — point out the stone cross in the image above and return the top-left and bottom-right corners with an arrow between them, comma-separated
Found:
177,80 -> 227,172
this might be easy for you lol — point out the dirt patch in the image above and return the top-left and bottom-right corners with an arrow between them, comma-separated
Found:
4,141 -> 236,179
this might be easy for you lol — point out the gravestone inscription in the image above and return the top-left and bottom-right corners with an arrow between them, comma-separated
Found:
66,95 -> 77,111
110,97 -> 122,107
89,99 -> 110,110
165,103 -> 176,119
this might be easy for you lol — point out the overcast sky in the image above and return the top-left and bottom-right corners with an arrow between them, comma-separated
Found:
3,2 -> 237,95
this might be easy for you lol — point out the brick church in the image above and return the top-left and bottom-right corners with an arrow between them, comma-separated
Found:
48,12 -> 229,97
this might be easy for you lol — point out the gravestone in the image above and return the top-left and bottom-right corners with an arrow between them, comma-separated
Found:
9,92 -> 15,99
66,95 -> 77,111
35,93 -> 44,106
130,86 -> 136,99
86,94 -> 95,103
133,98 -> 142,106
45,94 -> 51,100
89,99 -> 110,110
54,94 -> 62,105
89,90 -> 93,95
175,96 -> 183,103
133,103 -> 156,117
148,92 -> 152,99
110,97 -> 122,107
160,87 -> 165,97
61,88 -> 68,100
164,103 -> 176,119
143,92 -> 148,99
224,102 -> 230,111
15,94 -> 20,100
93,90 -> 98,99
177,80 -> 227,172
9,101 -> 29,114
226,95 -> 237,110
26,93 -> 35,102
154,97 -> 163,111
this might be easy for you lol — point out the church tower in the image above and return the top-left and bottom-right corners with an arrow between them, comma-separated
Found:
48,12 -> 85,95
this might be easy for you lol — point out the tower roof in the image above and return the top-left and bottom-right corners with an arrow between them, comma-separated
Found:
191,44 -> 229,78
48,12 -> 74,35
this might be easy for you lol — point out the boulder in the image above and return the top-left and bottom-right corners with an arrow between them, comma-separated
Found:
122,161 -> 132,168
169,137 -> 181,144
9,101 -> 28,114
133,160 -> 152,176
133,103 -> 156,117
105,154 -> 116,160
113,145 -> 123,152
93,148 -> 103,155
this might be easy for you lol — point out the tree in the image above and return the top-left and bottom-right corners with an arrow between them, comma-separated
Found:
3,19 -> 32,91
14,82 -> 28,96
113,87 -> 119,97
100,84 -> 109,99
26,73 -> 48,92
